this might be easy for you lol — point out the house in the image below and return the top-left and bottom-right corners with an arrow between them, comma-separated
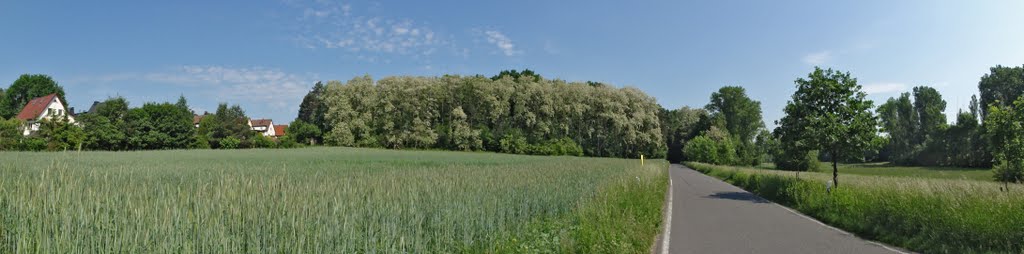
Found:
193,114 -> 204,128
249,118 -> 275,137
15,93 -> 76,136
273,124 -> 287,138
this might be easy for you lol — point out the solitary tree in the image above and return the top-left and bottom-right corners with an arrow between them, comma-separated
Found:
984,96 -> 1024,187
776,67 -> 876,188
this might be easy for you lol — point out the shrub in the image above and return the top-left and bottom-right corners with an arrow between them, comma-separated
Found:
499,132 -> 529,154
684,135 -> 736,165
250,133 -> 276,149
773,145 -> 820,172
219,136 -> 241,149
992,159 -> 1024,184
684,135 -> 718,164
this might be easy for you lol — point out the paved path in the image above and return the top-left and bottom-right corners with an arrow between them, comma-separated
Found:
655,164 -> 905,254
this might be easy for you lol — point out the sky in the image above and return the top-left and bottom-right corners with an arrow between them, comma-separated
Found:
1,1 -> 1022,127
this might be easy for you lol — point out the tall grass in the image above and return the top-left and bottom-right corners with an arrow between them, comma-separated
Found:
0,148 -> 666,253
687,162 -> 1024,254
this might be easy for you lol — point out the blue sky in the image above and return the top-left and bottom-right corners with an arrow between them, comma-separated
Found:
2,1 -> 1022,127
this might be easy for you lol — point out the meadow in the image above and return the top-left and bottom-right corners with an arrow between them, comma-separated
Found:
757,162 -> 992,181
0,148 -> 667,253
688,162 -> 1024,254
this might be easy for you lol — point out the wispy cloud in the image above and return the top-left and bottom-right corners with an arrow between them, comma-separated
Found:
484,30 -> 520,56
288,1 -> 446,59
802,51 -> 832,65
862,82 -> 908,94
74,66 -> 317,109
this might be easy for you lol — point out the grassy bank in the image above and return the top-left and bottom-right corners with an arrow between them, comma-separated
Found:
757,162 -> 992,181
0,148 -> 667,253
687,162 -> 1024,254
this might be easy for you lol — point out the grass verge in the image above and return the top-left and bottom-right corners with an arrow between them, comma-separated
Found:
686,162 -> 1024,254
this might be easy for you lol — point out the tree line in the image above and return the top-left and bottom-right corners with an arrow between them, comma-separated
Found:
292,70 -> 665,158
674,65 -> 1024,186
0,74 -> 310,151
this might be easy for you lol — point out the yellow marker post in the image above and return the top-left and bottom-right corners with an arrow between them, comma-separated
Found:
641,154 -> 644,165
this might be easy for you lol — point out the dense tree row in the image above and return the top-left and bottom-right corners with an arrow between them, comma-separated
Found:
296,72 -> 665,158
0,75 -> 311,151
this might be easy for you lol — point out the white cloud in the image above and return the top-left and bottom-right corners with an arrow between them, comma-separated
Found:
484,30 -> 521,56
289,1 -> 446,59
75,66 -> 316,108
862,82 -> 908,94
802,51 -> 832,65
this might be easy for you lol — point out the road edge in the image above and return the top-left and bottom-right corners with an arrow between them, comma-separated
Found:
650,166 -> 673,254
683,163 -> 912,254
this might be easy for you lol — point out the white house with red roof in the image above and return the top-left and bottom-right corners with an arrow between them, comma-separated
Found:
249,118 -> 276,137
15,93 -> 75,136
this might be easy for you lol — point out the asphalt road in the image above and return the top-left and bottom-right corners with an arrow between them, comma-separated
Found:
655,164 -> 905,254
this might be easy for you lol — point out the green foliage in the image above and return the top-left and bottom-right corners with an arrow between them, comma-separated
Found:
705,86 -> 765,165
249,133 -> 276,149
321,74 -> 665,158
198,103 -> 250,149
219,136 -> 241,149
37,115 -> 84,151
287,119 -> 322,146
683,135 -> 719,164
447,106 -> 482,151
1,74 -> 67,119
0,148 -> 666,253
297,82 -> 328,143
123,102 -> 194,150
985,96 -> 1024,184
0,118 -> 23,150
978,65 -> 1024,119
659,106 -> 707,163
688,162 -> 1024,254
19,136 -> 46,151
276,135 -> 300,148
490,69 -> 542,82
776,67 -> 876,187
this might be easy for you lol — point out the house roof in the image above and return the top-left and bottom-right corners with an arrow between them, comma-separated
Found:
193,114 -> 204,124
273,125 -> 287,137
16,93 -> 58,121
250,119 -> 273,127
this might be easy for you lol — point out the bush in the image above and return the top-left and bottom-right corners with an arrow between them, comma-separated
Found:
993,159 -> 1024,184
277,135 -> 300,149
684,135 -> 736,165
219,136 -> 241,149
684,135 -> 718,164
250,133 -> 276,149
773,145 -> 820,172
499,132 -> 529,154
19,137 -> 47,151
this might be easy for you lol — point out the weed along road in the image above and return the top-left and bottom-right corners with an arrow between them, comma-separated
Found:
657,164 -> 902,254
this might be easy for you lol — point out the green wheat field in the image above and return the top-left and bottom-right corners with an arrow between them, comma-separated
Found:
0,148 -> 667,253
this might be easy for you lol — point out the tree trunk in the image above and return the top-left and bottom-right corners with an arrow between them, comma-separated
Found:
832,156 -> 839,189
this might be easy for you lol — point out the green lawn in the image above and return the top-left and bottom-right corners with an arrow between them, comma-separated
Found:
0,148 -> 667,253
758,162 -> 992,181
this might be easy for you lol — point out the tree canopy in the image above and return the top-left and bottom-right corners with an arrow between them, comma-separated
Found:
321,73 -> 664,158
978,65 -> 1024,119
1,74 -> 67,119
776,67 -> 876,187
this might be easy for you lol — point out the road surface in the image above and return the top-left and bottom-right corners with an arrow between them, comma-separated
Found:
655,164 -> 906,254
